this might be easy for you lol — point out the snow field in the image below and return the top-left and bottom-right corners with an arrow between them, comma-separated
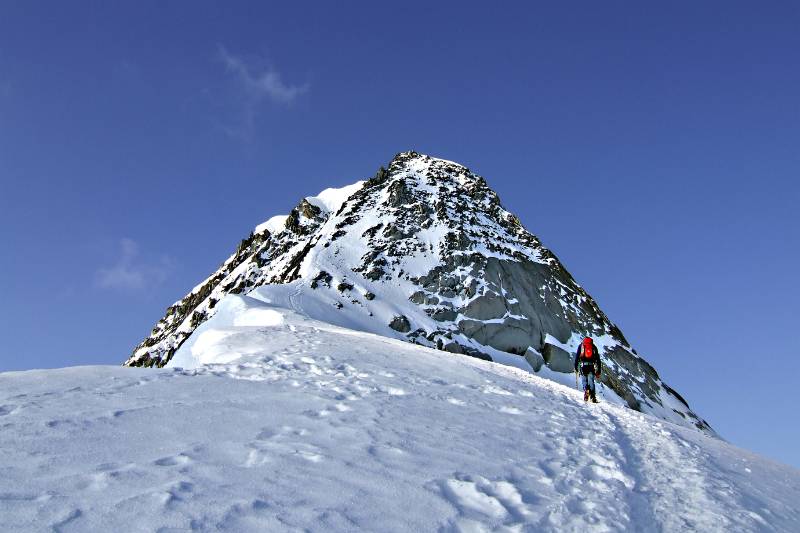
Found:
1,305 -> 798,531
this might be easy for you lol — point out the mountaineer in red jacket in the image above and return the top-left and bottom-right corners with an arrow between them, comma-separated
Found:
574,337 -> 602,403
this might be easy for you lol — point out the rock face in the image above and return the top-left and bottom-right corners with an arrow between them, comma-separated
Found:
542,343 -> 574,374
523,347 -> 545,372
389,315 -> 411,333
125,151 -> 712,434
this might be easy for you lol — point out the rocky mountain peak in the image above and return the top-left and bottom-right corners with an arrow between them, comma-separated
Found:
124,151 -> 712,435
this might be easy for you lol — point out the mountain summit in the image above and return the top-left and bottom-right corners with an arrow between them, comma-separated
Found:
125,151 -> 710,433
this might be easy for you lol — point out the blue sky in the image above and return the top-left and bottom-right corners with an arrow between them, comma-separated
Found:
1,2 -> 798,468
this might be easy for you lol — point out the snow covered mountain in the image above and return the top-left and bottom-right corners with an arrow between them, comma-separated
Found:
3,304 -> 799,531
126,151 -> 709,433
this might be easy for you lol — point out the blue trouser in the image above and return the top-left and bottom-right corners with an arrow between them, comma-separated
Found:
581,372 -> 596,395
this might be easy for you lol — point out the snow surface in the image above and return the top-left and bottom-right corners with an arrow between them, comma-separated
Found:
254,215 -> 289,235
2,299 -> 798,532
305,181 -> 365,213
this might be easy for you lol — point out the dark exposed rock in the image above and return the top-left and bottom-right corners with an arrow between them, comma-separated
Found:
362,224 -> 383,239
461,345 -> 493,361
383,223 -> 415,241
387,178 -> 414,207
330,229 -> 347,241
409,291 -> 427,304
284,212 -> 301,233
276,239 -> 318,283
365,266 -> 385,281
458,319 -> 531,356
299,199 -> 322,219
310,271 -> 333,289
335,215 -> 360,230
285,199 -> 324,235
432,308 -> 458,322
365,166 -> 389,187
462,291 -> 507,320
542,343 -> 574,374
337,281 -> 354,292
190,311 -> 207,328
524,347 -> 545,372
444,231 -> 472,251
443,342 -> 464,354
389,315 -> 411,333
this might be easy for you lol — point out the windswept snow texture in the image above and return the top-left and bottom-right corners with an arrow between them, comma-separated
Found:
125,151 -> 711,434
3,303 -> 798,532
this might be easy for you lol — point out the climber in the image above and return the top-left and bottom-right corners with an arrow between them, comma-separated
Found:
574,336 -> 602,403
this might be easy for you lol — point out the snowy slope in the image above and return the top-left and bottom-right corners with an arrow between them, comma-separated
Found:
2,301 -> 798,532
125,151 -> 711,434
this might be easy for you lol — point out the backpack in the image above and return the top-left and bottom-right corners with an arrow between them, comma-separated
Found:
581,337 -> 593,360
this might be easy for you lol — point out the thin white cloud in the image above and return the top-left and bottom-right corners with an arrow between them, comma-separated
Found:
217,45 -> 309,141
95,238 -> 174,291
218,46 -> 308,104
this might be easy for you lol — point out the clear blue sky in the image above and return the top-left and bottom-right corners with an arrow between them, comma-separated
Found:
1,2 -> 798,468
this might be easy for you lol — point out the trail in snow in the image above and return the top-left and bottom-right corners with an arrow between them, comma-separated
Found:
1,300 -> 798,532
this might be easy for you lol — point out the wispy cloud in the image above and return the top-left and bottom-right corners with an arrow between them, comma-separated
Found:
217,45 -> 309,140
95,238 -> 174,291
218,46 -> 308,104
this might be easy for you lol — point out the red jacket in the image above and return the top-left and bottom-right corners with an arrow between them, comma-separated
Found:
574,341 -> 602,375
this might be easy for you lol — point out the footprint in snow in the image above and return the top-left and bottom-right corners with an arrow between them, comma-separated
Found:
152,480 -> 195,510
580,463 -> 634,489
434,473 -> 532,526
482,385 -> 513,396
154,454 -> 192,467
293,450 -> 324,463
50,508 -> 83,531
256,425 -> 309,441
303,408 -> 331,418
216,499 -> 273,530
244,448 -> 270,468
255,428 -> 280,440
0,491 -> 52,502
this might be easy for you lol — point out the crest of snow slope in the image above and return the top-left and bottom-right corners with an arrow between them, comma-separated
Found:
125,151 -> 710,435
3,302 -> 799,532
